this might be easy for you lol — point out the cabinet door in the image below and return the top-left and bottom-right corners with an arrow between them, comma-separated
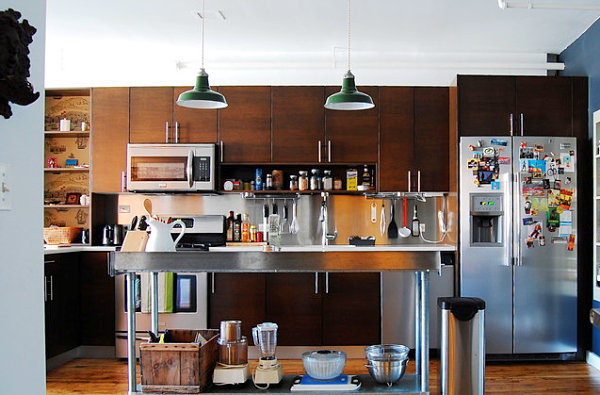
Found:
322,273 -> 380,345
272,87 -> 325,163
265,273 -> 322,346
218,87 -> 271,163
130,87 -> 174,143
91,88 -> 129,192
414,87 -> 449,192
79,253 -> 115,346
44,257 -> 59,358
208,273 -> 266,341
379,87 -> 414,192
457,75 -> 515,136
325,86 -> 379,163
173,87 -> 218,143
516,77 -> 573,136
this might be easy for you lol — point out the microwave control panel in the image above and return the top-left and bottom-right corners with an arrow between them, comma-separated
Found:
194,157 -> 211,182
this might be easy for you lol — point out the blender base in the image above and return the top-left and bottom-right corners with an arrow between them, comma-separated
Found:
253,358 -> 283,385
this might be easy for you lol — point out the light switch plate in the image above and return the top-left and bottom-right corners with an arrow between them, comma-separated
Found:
0,164 -> 11,210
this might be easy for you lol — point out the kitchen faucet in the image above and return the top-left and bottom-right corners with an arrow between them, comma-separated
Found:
320,192 -> 338,246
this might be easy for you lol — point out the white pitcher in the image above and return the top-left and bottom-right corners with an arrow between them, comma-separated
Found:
145,218 -> 186,252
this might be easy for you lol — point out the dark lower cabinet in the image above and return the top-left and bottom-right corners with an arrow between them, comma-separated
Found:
45,254 -> 80,359
208,272 -> 380,346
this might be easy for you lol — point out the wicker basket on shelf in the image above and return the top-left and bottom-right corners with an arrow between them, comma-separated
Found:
43,227 -> 82,244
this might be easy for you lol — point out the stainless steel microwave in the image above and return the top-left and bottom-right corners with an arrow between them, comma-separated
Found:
126,144 -> 216,192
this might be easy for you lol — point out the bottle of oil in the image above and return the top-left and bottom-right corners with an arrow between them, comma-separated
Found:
233,213 -> 242,242
226,211 -> 234,242
241,213 -> 251,242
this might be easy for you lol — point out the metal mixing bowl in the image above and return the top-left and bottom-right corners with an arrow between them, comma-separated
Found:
365,344 -> 410,361
365,358 -> 408,387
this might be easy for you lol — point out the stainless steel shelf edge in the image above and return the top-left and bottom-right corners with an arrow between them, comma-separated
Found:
111,250 -> 441,274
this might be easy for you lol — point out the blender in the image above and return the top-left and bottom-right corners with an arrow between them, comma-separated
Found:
212,320 -> 250,385
252,322 -> 283,388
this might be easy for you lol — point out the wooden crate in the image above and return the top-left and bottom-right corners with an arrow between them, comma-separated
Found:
140,329 -> 219,394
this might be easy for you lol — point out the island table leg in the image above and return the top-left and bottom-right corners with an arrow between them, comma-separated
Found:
126,272 -> 137,394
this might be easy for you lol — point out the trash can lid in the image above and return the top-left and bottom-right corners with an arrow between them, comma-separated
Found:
438,297 -> 485,321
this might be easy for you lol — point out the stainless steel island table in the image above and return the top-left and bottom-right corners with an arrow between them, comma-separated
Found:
110,248 -> 446,394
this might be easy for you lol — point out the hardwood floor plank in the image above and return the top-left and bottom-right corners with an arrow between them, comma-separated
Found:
46,358 -> 600,394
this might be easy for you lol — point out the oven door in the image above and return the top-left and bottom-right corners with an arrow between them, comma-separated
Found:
114,272 -> 207,358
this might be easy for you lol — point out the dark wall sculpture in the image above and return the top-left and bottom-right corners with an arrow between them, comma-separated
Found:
0,8 -> 40,120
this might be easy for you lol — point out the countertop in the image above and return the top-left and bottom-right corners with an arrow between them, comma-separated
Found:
44,245 -> 117,255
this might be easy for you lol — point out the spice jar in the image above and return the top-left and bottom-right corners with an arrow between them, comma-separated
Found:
289,175 -> 299,191
334,177 -> 343,190
272,170 -> 284,190
298,171 -> 309,191
310,168 -> 321,190
322,170 -> 333,190
250,225 -> 257,242
265,174 -> 273,190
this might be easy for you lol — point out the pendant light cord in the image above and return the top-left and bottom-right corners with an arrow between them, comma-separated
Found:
347,0 -> 351,71
201,0 -> 205,70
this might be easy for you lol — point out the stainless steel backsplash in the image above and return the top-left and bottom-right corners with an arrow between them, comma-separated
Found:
116,193 -> 448,245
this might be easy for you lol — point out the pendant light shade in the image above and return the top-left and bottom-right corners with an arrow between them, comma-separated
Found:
324,70 -> 374,110
325,0 -> 374,111
176,69 -> 227,109
176,0 -> 227,109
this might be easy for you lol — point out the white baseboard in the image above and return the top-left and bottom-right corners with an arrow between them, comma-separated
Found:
586,351 -> 600,371
46,346 -> 115,371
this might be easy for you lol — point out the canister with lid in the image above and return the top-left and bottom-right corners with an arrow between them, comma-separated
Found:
289,175 -> 299,191
298,171 -> 309,191
322,170 -> 333,190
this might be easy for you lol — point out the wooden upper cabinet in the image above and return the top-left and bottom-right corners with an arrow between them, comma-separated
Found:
91,87 -> 129,192
272,86 -> 325,163
515,77 -> 573,136
218,87 -> 271,163
325,86 -> 379,163
129,87 -> 174,143
458,75 -> 515,137
414,87 -> 449,192
379,87 -> 414,192
172,87 -> 218,143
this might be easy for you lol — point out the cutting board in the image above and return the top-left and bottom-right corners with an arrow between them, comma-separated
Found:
121,230 -> 149,252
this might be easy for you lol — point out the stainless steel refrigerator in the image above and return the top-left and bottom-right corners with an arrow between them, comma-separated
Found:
459,136 -> 577,355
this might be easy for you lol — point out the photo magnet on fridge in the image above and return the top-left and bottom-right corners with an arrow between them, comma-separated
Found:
491,181 -> 500,190
523,217 -> 534,225
491,138 -> 508,146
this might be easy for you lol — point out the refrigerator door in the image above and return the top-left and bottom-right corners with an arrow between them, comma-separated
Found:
512,137 -> 577,353
459,136 -> 514,354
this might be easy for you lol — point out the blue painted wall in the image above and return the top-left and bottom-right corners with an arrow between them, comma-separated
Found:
560,18 -> 600,356
560,17 -> 600,137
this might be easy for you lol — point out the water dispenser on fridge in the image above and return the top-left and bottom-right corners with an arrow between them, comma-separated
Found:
470,193 -> 503,246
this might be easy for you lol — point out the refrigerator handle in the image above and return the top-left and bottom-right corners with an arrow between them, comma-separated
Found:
503,171 -> 512,267
520,113 -> 524,137
513,171 -> 522,266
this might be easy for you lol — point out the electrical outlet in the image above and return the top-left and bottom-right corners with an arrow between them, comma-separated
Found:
419,223 -> 426,233
118,205 -> 131,213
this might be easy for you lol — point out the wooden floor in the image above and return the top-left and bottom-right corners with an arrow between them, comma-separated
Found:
46,358 -> 600,394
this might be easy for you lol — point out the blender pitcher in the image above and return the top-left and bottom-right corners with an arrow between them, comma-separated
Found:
252,322 -> 278,360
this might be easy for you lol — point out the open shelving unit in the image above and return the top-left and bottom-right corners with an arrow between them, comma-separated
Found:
44,89 -> 92,244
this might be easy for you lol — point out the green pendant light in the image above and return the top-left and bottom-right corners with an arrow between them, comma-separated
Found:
177,0 -> 227,109
325,0 -> 374,111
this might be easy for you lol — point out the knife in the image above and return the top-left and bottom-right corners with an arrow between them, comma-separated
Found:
130,216 -> 138,231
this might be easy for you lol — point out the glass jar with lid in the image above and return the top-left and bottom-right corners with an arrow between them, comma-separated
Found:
322,170 -> 333,190
298,171 -> 309,191
289,175 -> 299,191
310,168 -> 321,190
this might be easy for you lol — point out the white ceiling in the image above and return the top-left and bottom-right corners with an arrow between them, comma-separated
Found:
44,0 -> 600,87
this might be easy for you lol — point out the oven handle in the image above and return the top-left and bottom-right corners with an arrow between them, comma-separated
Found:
187,150 -> 194,188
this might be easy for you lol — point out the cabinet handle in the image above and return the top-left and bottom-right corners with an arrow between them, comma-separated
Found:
44,275 -> 47,302
49,275 -> 54,301
417,170 -> 421,193
314,272 -> 319,294
325,272 -> 329,294
44,260 -> 55,264
318,141 -> 322,163
407,170 -> 411,192
327,140 -> 332,162
175,122 -> 179,143
509,113 -> 514,136
520,113 -> 524,136
219,141 -> 224,162
211,273 -> 215,294
165,121 -> 170,143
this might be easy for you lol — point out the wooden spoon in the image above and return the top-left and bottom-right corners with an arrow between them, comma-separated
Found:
143,199 -> 154,218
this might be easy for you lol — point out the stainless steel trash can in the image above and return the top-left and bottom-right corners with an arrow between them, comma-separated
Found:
438,297 -> 485,395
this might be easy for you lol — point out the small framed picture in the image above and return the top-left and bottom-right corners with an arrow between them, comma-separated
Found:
47,157 -> 57,168
65,192 -> 82,205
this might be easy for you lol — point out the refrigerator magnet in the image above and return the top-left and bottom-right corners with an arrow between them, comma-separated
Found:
491,138 -> 508,146
491,181 -> 500,190
523,217 -> 534,225
498,157 -> 510,165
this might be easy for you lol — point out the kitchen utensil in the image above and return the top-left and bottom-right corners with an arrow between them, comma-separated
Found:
387,201 -> 398,239
281,204 -> 288,233
399,197 -> 411,238
370,202 -> 377,223
380,201 -> 386,236
102,225 -> 114,246
220,320 -> 242,342
411,204 -> 420,237
290,200 -> 299,234
143,198 -> 154,218
302,350 -> 346,380
252,322 -> 283,386
130,216 -> 138,231
365,358 -> 408,387
365,344 -> 410,361
145,218 -> 186,252
218,336 -> 248,365
138,215 -> 148,231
